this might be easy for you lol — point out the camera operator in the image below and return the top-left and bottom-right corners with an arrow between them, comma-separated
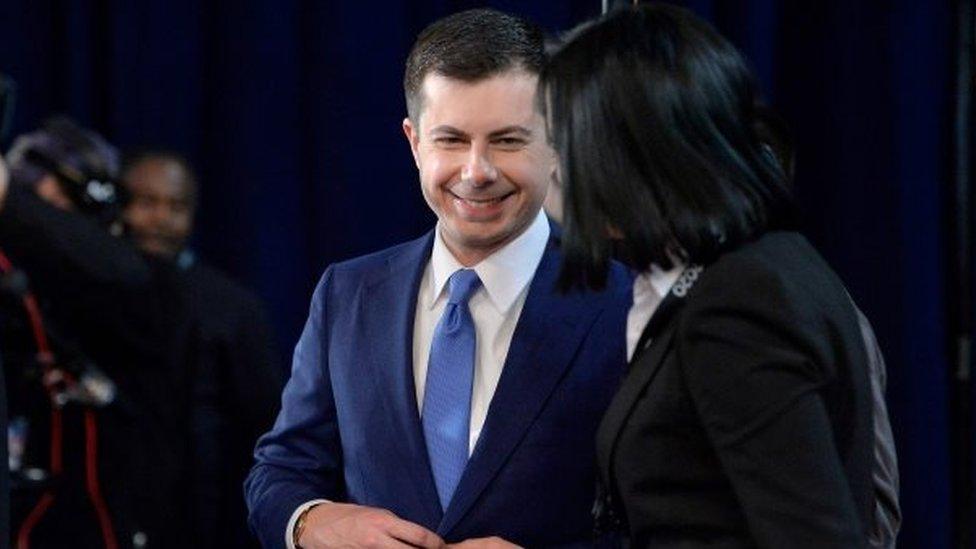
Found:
0,119 -> 194,548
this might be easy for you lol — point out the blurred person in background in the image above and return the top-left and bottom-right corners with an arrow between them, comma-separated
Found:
0,118 -> 194,547
121,150 -> 283,548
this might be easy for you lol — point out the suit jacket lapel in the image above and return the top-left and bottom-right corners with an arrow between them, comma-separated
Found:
360,232 -> 443,526
438,239 -> 608,535
595,320 -> 677,488
594,263 -> 705,503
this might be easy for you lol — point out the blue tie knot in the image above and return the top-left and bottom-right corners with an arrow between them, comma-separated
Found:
447,269 -> 481,305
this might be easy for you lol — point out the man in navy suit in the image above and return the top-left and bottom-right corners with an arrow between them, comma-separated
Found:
245,9 -> 630,548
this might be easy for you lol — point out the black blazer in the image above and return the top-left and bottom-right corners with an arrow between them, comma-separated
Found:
596,232 -> 874,548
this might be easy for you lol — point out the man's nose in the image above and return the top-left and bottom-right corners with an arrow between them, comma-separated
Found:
461,147 -> 498,186
149,203 -> 172,224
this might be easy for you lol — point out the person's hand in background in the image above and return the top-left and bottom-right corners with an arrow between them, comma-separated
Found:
0,153 -> 8,210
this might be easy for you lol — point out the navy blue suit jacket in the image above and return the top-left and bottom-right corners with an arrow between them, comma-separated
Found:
245,228 -> 630,547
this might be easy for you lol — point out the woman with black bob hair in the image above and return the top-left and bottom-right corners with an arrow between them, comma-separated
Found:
543,4 -> 879,547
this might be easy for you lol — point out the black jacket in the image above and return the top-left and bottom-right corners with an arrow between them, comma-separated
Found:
180,260 -> 283,548
597,232 -> 875,548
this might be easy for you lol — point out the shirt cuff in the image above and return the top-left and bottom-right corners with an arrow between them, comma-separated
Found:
286,499 -> 330,549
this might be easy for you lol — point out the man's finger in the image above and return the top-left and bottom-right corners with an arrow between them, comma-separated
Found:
385,516 -> 445,548
377,535 -> 428,549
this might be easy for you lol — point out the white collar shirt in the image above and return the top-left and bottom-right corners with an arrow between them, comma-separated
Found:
413,210 -> 550,454
626,263 -> 685,362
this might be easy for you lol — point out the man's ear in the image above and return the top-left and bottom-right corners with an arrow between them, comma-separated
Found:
402,117 -> 421,169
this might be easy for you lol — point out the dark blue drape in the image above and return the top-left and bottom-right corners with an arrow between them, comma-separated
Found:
0,1 -> 956,547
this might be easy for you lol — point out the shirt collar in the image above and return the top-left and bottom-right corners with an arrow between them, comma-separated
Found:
633,261 -> 685,305
428,210 -> 550,314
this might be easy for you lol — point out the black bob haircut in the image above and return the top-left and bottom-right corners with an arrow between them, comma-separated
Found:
541,3 -> 797,290
404,8 -> 545,123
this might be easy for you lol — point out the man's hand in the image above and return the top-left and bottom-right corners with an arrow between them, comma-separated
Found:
446,537 -> 522,549
298,502 -> 445,549
0,153 -> 8,211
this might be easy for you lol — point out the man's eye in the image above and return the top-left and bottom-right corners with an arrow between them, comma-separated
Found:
494,137 -> 526,147
434,137 -> 465,145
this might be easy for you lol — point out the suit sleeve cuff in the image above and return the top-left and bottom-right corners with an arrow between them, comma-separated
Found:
286,499 -> 330,549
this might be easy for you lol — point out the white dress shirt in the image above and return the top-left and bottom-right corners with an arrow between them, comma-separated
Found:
413,209 -> 549,454
286,211 -> 550,548
626,263 -> 684,361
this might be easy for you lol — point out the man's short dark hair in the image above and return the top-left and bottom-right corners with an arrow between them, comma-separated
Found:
542,4 -> 797,290
403,8 -> 545,122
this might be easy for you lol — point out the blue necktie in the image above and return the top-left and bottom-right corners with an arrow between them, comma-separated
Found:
423,268 -> 481,510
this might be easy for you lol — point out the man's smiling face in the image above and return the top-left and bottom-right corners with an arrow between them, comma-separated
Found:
403,69 -> 552,266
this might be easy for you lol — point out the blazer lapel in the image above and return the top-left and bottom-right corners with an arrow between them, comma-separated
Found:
360,232 -> 443,526
596,264 -> 703,483
437,239 -> 608,534
595,320 -> 677,486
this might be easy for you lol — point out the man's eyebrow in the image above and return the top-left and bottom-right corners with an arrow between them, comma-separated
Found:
488,126 -> 532,138
427,125 -> 533,138
428,125 -> 468,137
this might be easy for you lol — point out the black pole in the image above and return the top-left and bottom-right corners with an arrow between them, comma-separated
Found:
951,1 -> 975,547
0,73 -> 16,148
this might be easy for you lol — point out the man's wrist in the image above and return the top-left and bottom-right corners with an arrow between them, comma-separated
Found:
293,503 -> 320,548
287,499 -> 330,549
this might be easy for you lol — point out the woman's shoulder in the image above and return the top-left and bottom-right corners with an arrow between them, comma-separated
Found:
695,231 -> 842,299
682,230 -> 856,335
676,230 -> 864,397
707,231 -> 820,275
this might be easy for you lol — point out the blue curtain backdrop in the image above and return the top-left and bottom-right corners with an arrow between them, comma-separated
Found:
0,0 -> 956,547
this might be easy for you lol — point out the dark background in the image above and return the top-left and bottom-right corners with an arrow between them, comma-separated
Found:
0,0 -> 961,547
